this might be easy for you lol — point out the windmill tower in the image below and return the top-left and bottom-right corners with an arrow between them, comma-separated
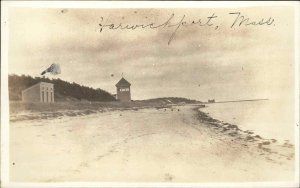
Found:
115,77 -> 131,102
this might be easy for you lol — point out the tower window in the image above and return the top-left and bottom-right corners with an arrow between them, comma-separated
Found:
119,88 -> 129,92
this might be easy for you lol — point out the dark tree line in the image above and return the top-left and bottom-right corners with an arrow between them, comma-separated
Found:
9,74 -> 116,102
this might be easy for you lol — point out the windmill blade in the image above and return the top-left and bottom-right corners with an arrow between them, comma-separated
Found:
41,63 -> 61,75
41,70 -> 47,75
49,63 -> 61,75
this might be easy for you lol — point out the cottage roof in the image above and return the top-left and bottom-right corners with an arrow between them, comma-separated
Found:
22,81 -> 53,93
116,78 -> 131,87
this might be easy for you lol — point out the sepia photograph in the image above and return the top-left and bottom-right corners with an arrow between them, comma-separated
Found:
1,1 -> 299,187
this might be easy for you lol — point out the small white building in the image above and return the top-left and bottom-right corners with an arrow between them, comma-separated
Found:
22,82 -> 54,103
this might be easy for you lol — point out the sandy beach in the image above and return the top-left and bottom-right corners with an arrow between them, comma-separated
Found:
9,104 -> 295,182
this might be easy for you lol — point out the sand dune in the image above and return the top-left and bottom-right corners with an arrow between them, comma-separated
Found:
10,105 -> 294,182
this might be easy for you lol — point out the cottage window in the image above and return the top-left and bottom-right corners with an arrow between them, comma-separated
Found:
42,91 -> 44,102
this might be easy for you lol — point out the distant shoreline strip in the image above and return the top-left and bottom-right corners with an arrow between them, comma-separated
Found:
205,98 -> 269,104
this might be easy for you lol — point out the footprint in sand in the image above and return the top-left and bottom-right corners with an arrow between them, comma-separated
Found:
164,173 -> 174,181
174,152 -> 181,155
79,162 -> 88,167
96,155 -> 105,161
109,149 -> 117,153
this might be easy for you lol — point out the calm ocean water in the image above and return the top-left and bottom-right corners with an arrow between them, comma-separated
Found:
201,99 -> 295,143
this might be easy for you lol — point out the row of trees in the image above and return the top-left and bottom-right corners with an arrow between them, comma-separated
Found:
9,74 -> 116,102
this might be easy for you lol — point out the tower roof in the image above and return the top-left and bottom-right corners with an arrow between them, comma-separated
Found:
116,77 -> 131,87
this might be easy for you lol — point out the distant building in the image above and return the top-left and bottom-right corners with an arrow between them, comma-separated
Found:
22,82 -> 54,103
208,99 -> 215,103
115,77 -> 131,102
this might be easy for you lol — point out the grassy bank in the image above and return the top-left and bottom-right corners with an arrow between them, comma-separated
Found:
9,98 -> 203,122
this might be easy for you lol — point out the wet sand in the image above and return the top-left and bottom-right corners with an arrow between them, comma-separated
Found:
10,105 -> 294,182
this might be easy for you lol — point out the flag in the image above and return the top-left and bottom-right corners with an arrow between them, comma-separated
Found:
41,63 -> 61,75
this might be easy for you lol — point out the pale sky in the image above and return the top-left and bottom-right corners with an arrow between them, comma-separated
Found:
8,7 -> 295,101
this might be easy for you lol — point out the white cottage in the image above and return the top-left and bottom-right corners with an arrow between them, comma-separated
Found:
22,82 -> 54,103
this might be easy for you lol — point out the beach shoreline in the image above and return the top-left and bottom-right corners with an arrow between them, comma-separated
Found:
9,103 -> 295,182
194,106 -> 294,159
